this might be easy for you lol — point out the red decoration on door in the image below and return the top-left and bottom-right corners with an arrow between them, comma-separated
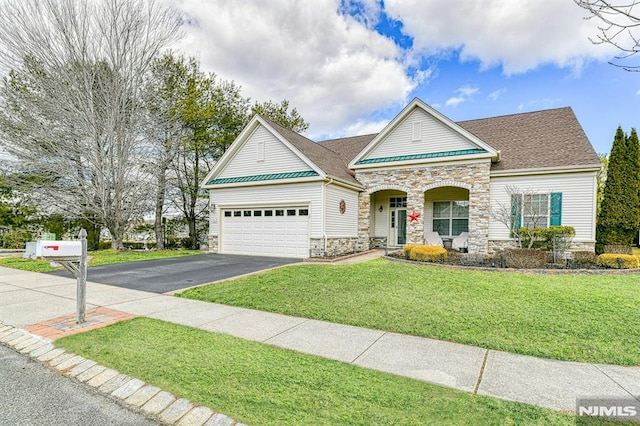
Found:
409,211 -> 420,222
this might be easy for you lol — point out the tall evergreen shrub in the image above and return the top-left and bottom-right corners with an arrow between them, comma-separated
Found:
596,127 -> 640,250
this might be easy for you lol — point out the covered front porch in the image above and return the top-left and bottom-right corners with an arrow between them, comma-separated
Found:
358,176 -> 490,254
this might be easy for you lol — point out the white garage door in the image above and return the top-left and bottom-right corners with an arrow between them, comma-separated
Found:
221,207 -> 309,258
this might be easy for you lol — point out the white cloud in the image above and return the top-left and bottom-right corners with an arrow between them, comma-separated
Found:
488,88 -> 507,101
636,88 -> 640,96
169,0 -> 415,136
445,85 -> 479,107
517,98 -> 562,111
384,0 -> 618,74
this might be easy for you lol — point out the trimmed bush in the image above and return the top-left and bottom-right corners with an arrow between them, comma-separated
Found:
603,245 -> 633,255
521,226 -> 575,251
403,244 -> 447,262
597,254 -> 639,269
572,251 -> 597,265
503,249 -> 547,269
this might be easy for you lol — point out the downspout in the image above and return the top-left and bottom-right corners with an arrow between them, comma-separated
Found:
323,178 -> 334,257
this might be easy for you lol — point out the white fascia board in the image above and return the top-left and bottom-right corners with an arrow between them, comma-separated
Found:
490,164 -> 601,177
349,98 -> 499,167
258,117 -> 327,178
199,117 -> 262,188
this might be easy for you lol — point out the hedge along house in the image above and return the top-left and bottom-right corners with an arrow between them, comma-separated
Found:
201,98 -> 600,258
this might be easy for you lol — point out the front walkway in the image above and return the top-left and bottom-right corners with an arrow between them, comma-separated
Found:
1,266 -> 638,414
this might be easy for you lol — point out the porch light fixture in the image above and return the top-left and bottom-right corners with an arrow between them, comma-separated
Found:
378,205 -> 383,213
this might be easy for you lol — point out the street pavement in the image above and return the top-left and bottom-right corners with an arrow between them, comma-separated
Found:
1,257 -> 640,417
46,253 -> 299,293
0,343 -> 159,426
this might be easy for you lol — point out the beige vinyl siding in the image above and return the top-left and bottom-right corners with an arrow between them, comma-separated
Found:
489,172 -> 597,241
423,186 -> 470,237
209,182 -> 323,238
325,184 -> 358,237
364,108 -> 480,161
218,125 -> 312,179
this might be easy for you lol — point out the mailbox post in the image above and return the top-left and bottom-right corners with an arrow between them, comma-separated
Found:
24,229 -> 88,324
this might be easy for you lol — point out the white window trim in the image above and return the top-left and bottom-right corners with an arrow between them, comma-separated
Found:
412,121 -> 422,141
256,140 -> 265,162
432,200 -> 469,237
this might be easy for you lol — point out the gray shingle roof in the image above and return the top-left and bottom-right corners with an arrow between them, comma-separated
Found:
458,107 -> 600,171
262,118 -> 362,187
263,107 -> 599,186
318,106 -> 600,172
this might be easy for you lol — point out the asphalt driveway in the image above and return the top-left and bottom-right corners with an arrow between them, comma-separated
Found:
47,254 -> 300,294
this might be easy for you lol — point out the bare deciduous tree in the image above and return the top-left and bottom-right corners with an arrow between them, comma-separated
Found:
0,0 -> 181,249
575,0 -> 640,71
491,185 -> 552,249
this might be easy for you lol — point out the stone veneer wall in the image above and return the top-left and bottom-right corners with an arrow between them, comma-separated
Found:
310,237 -> 359,258
207,234 -> 219,253
355,162 -> 492,254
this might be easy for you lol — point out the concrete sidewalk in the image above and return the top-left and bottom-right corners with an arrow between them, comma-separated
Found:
1,265 -> 638,414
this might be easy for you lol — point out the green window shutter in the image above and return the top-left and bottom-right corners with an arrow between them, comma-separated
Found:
550,192 -> 562,226
511,194 -> 522,230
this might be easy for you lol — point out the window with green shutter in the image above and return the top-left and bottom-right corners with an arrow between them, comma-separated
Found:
549,192 -> 562,226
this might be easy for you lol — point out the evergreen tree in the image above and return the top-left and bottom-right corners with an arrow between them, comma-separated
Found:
597,127 -> 640,249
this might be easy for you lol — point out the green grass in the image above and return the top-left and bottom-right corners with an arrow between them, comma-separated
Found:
0,249 -> 202,272
179,258 -> 640,366
57,318 -> 618,426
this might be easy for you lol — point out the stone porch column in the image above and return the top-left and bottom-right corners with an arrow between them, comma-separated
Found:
356,191 -> 371,251
468,176 -> 490,254
406,189 -> 425,245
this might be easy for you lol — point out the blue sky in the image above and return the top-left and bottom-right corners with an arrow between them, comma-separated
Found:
173,0 -> 639,154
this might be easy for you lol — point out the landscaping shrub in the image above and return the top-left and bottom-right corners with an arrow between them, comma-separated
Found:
0,229 -> 32,249
521,226 -> 575,251
597,253 -> 639,269
503,249 -> 547,269
403,244 -> 447,262
603,245 -> 633,255
572,251 -> 597,265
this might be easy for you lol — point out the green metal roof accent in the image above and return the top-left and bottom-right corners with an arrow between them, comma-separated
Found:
356,148 -> 487,165
206,170 -> 319,185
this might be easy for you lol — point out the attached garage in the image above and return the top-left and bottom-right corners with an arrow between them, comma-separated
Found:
221,206 -> 310,258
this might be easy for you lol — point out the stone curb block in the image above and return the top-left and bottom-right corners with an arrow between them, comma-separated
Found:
20,339 -> 50,354
55,354 -> 85,371
125,385 -> 161,408
2,326 -> 242,425
29,343 -> 54,358
48,352 -> 76,367
159,398 -> 194,424
68,359 -> 97,378
141,391 -> 176,415
178,406 -> 214,426
112,378 -> 145,400
76,364 -> 107,382
86,368 -> 119,387
206,414 -> 236,426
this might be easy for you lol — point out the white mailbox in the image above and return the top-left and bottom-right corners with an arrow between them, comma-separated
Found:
35,240 -> 82,259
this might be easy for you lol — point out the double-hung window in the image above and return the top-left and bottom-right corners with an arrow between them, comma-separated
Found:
433,201 -> 469,236
512,192 -> 562,230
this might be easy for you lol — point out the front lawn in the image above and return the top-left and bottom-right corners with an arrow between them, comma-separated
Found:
178,258 -> 640,366
57,318 -> 615,426
0,249 -> 202,272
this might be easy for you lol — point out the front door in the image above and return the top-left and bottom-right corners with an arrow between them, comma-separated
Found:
390,208 -> 407,246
